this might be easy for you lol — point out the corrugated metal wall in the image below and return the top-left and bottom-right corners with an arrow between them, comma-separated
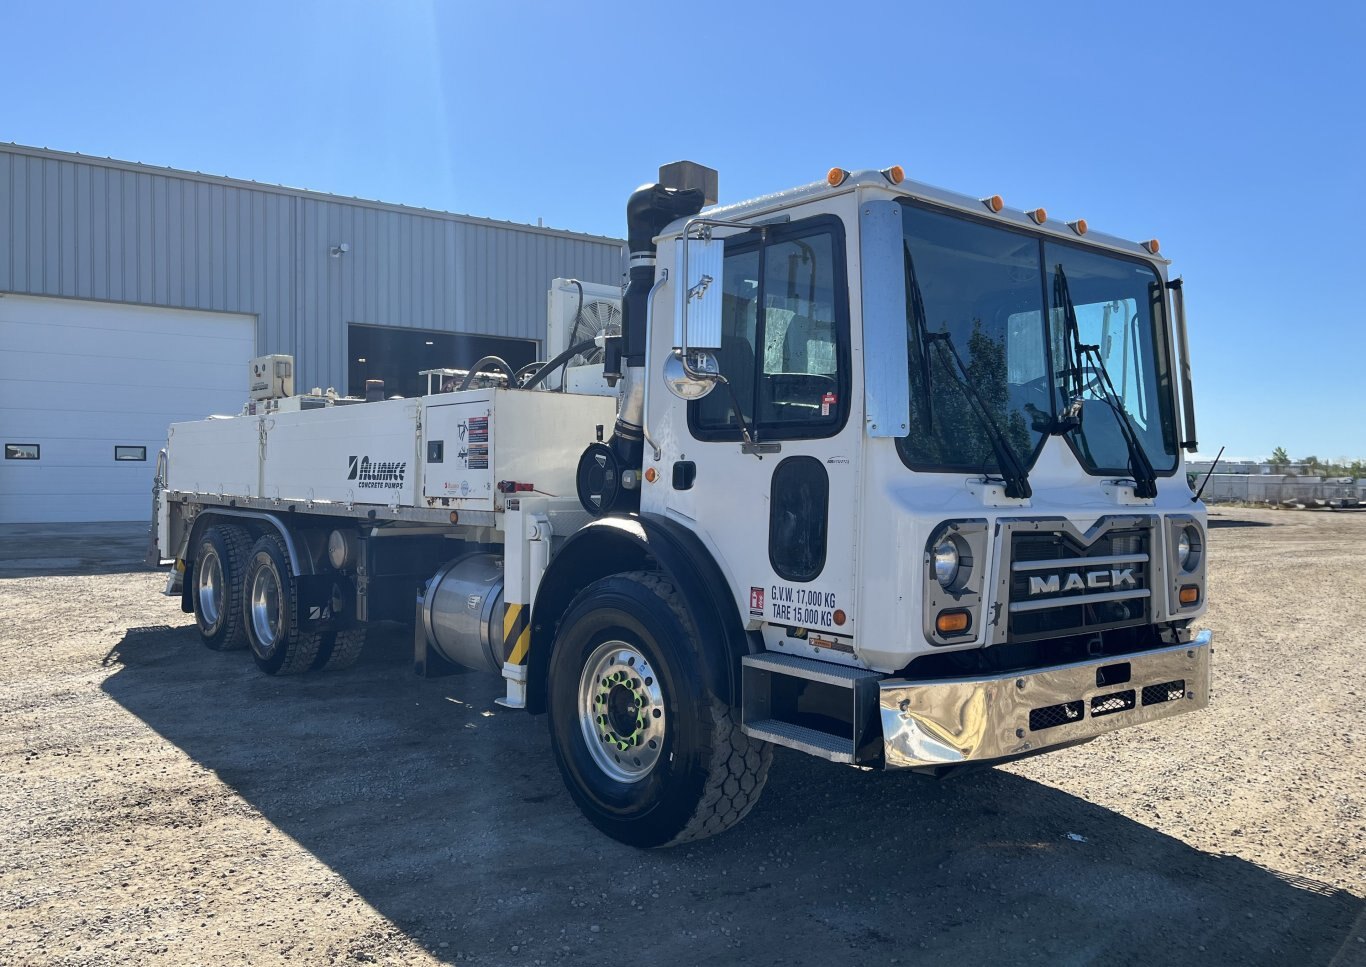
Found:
0,145 -> 625,391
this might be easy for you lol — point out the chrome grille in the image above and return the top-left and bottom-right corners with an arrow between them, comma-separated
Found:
1090,689 -> 1137,717
1029,700 -> 1085,732
1142,679 -> 1186,706
1006,522 -> 1153,642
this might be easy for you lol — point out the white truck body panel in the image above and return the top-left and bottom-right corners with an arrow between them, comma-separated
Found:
266,398 -> 421,506
165,388 -> 615,517
423,389 -> 615,512
166,416 -> 263,498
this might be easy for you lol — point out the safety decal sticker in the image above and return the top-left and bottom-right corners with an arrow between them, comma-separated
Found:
748,587 -> 765,617
504,603 -> 531,665
464,443 -> 489,470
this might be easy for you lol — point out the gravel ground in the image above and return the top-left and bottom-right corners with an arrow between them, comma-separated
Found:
1,509 -> 1363,967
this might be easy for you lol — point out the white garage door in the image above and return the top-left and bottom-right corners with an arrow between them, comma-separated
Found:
0,295 -> 254,523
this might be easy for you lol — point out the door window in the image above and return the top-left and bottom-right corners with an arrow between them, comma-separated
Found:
691,218 -> 848,440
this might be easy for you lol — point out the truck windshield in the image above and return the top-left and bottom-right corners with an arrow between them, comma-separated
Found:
895,201 -> 1178,477
1046,241 -> 1178,475
897,203 -> 1049,474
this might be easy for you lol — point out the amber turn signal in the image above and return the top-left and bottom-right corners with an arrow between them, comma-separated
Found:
1143,238 -> 1161,254
644,467 -> 658,484
1069,219 -> 1088,235
1179,585 -> 1200,605
1028,207 -> 1047,224
982,194 -> 1004,213
881,164 -> 905,185
936,610 -> 971,634
827,167 -> 850,187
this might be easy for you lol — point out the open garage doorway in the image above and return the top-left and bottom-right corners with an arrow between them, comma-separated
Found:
347,325 -> 538,399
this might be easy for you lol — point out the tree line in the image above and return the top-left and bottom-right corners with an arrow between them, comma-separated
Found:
1266,447 -> 1366,478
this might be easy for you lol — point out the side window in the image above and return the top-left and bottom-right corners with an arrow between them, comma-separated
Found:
692,221 -> 847,439
696,249 -> 760,429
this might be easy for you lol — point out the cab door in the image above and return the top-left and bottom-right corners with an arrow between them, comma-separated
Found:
648,214 -> 862,660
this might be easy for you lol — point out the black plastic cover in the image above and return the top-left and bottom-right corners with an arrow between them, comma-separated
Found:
768,456 -> 829,582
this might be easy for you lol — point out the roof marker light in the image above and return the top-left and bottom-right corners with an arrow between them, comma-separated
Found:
982,195 -> 1004,213
1069,219 -> 1088,235
881,165 -> 905,185
1143,238 -> 1161,254
827,167 -> 850,187
1028,208 -> 1048,225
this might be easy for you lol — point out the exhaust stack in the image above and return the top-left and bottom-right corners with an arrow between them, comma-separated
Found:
576,163 -> 716,517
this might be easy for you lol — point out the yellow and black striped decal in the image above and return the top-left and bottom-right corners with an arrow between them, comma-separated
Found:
503,603 -> 531,665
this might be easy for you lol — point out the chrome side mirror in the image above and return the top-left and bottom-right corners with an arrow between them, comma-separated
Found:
663,350 -> 719,400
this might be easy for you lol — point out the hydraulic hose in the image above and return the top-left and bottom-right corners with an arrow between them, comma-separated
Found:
519,339 -> 599,391
458,356 -> 513,391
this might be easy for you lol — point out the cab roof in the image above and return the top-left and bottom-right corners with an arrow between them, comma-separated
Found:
664,168 -> 1170,267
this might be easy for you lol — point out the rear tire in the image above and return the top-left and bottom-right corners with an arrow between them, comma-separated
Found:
312,625 -> 367,671
546,570 -> 772,848
242,534 -> 325,675
192,525 -> 250,651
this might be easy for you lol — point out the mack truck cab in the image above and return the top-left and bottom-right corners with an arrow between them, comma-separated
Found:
156,162 -> 1211,848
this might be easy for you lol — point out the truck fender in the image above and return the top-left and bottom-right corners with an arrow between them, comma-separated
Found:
525,513 -> 756,715
180,508 -> 323,612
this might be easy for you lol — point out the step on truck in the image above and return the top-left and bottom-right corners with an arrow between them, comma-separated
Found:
151,162 -> 1213,847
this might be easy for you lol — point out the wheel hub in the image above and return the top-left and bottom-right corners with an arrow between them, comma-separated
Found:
250,566 -> 284,653
197,549 -> 223,629
578,640 -> 665,783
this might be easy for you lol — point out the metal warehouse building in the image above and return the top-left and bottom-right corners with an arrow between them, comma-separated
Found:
0,143 -> 625,524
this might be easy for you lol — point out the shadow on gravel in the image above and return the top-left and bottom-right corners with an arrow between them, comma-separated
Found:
1207,518 -> 1275,529
102,624 -> 1364,967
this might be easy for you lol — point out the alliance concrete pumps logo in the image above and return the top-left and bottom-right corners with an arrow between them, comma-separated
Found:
347,455 -> 407,490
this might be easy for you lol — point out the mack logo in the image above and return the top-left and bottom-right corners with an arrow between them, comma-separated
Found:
347,455 -> 406,489
1028,568 -> 1137,596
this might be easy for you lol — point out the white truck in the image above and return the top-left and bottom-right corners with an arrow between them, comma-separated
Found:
151,162 -> 1212,847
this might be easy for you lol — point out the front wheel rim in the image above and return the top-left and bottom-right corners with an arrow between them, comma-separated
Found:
197,548 -> 223,630
577,639 -> 666,783
250,565 -> 284,653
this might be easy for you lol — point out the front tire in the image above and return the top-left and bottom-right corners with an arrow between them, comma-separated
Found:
192,525 -> 250,651
547,571 -> 772,848
242,534 -> 325,675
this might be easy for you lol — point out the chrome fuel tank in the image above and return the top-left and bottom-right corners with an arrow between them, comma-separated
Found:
421,553 -> 505,674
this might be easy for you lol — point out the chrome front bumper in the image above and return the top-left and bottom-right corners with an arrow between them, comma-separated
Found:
879,631 -> 1212,770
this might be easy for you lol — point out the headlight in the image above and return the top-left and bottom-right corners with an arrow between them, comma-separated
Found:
1177,525 -> 1200,571
932,538 -> 959,586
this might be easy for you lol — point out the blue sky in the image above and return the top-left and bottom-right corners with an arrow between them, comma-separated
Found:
3,1 -> 1363,461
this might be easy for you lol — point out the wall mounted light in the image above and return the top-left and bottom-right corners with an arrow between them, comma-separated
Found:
329,243 -> 351,258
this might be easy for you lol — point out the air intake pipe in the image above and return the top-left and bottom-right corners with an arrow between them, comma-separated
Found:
576,164 -> 714,517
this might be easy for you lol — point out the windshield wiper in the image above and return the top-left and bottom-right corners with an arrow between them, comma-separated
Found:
925,331 -> 1033,499
903,242 -> 935,429
1053,263 -> 1158,498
